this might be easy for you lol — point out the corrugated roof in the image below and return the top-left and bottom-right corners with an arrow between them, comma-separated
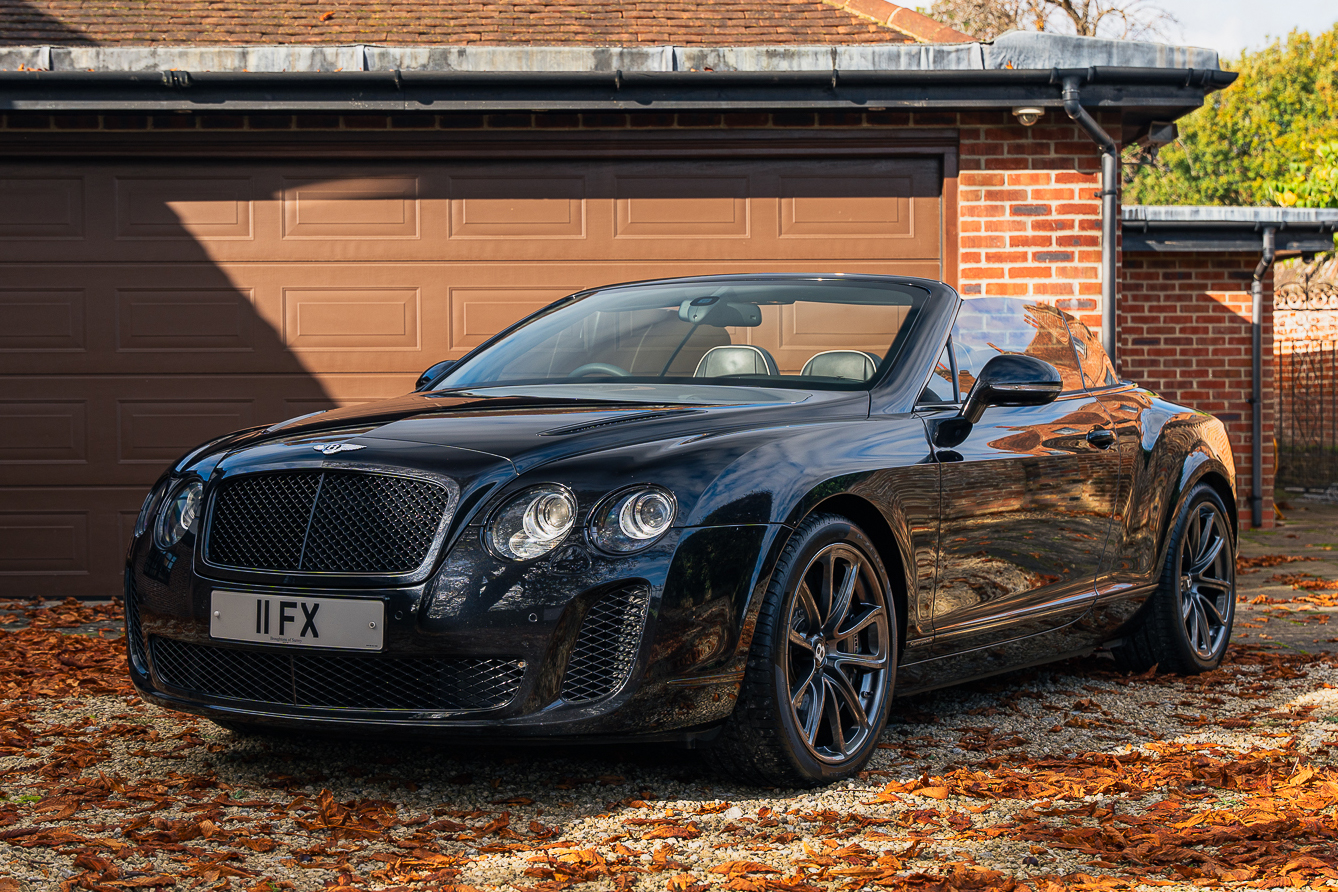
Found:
0,0 -> 966,48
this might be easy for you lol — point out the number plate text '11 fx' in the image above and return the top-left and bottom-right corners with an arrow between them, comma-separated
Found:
209,590 -> 384,651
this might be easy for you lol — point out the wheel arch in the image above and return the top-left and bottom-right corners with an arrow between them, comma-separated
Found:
780,492 -> 912,662
1196,470 -> 1238,543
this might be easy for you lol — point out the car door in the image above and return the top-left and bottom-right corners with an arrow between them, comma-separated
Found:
922,299 -> 1122,658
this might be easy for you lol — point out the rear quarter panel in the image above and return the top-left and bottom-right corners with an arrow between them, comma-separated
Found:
1085,387 -> 1236,639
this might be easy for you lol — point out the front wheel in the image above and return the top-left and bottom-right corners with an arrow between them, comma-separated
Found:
705,514 -> 897,787
1112,483 -> 1236,674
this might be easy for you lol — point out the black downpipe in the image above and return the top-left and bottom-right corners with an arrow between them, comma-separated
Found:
1060,74 -> 1120,363
1251,226 -> 1277,528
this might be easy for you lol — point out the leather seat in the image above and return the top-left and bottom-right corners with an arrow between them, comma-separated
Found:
800,350 -> 878,381
694,345 -> 780,378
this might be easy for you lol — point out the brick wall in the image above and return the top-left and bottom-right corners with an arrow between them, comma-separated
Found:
958,110 -> 1113,339
1120,252 -> 1274,527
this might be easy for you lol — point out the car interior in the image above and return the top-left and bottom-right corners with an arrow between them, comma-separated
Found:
436,280 -> 932,390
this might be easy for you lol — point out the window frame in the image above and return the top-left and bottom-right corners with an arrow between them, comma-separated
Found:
920,299 -> 1090,409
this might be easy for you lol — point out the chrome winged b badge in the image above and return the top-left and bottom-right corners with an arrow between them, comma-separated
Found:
313,442 -> 366,455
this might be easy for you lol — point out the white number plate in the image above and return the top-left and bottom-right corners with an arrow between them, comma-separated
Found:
209,590 -> 384,651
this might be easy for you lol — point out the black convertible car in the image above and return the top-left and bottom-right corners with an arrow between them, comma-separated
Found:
126,274 -> 1237,786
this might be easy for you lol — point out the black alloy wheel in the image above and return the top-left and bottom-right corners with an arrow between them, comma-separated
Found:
784,542 -> 891,765
705,514 -> 897,787
1178,499 -> 1234,660
1113,483 -> 1236,674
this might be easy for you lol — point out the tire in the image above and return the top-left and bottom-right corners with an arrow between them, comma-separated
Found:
1112,483 -> 1236,675
704,514 -> 897,787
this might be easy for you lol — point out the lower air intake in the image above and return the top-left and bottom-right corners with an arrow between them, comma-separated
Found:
149,637 -> 523,711
561,586 -> 651,704
123,573 -> 148,670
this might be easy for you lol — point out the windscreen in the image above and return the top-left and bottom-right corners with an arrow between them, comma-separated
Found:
435,279 -> 932,392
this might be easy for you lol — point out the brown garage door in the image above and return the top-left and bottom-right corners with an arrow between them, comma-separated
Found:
0,149 -> 944,597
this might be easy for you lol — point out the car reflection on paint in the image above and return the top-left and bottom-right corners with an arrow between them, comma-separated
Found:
126,274 -> 1237,786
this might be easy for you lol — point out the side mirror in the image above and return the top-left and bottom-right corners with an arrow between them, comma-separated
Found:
415,360 -> 455,392
932,354 -> 1062,448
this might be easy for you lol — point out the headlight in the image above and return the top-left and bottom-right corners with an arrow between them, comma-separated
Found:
486,485 -> 578,561
590,486 -> 677,554
132,479 -> 170,539
153,479 -> 203,550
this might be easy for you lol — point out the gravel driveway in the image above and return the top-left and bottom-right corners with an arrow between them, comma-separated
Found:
2,514 -> 1337,892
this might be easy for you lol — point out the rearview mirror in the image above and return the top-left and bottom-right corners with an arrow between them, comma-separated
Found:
932,354 -> 1062,448
415,360 -> 455,391
678,297 -> 763,327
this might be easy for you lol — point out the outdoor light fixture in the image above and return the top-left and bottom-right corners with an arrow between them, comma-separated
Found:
1012,106 -> 1044,126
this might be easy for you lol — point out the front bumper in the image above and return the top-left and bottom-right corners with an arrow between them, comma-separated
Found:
126,523 -> 779,740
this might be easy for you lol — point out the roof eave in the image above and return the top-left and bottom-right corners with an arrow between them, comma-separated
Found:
0,65 -> 1236,115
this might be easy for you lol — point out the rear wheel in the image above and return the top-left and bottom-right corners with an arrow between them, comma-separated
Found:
1112,483 -> 1236,674
705,514 -> 896,787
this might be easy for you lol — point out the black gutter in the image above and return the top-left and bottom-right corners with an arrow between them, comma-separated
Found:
0,65 -> 1237,112
1122,224 -> 1337,255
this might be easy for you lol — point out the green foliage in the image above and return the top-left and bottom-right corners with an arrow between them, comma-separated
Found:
1263,141 -> 1338,208
1124,24 -> 1338,206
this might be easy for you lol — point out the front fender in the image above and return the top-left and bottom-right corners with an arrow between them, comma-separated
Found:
718,417 -> 939,669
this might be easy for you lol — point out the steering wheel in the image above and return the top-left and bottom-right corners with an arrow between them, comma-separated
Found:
567,362 -> 632,378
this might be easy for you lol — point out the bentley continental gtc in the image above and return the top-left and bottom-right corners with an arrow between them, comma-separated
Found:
126,274 -> 1238,786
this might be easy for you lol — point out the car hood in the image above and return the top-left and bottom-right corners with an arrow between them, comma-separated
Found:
227,384 -> 862,467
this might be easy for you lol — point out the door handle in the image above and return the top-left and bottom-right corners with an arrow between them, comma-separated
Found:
1086,427 -> 1117,449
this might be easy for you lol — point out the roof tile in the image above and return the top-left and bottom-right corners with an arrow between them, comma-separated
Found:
0,0 -> 968,46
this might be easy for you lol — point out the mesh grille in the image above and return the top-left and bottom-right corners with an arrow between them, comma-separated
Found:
205,470 -> 452,574
561,587 -> 651,704
149,637 -> 523,711
208,472 -> 319,571
124,573 -> 148,669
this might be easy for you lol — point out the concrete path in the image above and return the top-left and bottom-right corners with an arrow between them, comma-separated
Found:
1236,499 -> 1338,654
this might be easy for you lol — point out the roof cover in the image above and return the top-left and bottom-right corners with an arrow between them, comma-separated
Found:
1124,206 -> 1338,227
0,30 -> 1223,73
0,0 -> 965,49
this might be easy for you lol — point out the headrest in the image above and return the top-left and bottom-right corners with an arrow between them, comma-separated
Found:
694,345 -> 780,378
800,350 -> 878,381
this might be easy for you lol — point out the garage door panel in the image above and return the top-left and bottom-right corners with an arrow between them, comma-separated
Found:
614,174 -> 751,238
0,376 -> 333,487
0,267 -> 279,375
117,399 -> 257,465
117,287 -> 258,353
0,509 -> 90,575
0,176 -> 85,240
449,285 -> 575,353
0,288 -> 87,352
0,400 -> 88,464
283,176 -> 419,239
115,176 -> 255,241
0,488 -> 146,597
282,286 -> 421,351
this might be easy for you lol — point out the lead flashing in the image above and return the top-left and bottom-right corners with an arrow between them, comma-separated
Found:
0,32 -> 1222,75
1124,205 -> 1338,226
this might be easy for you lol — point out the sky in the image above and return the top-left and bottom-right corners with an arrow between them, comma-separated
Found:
1158,0 -> 1336,57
